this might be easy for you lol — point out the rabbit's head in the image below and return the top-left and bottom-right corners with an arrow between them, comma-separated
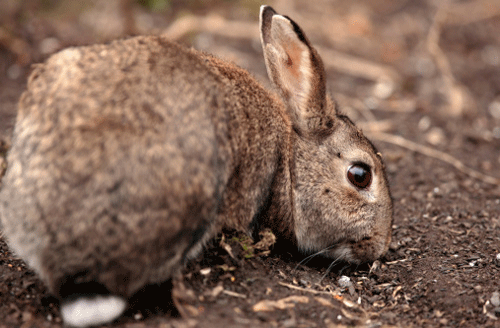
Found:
260,6 -> 393,264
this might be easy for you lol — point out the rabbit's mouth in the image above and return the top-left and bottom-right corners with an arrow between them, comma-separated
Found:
332,236 -> 389,264
313,235 -> 388,265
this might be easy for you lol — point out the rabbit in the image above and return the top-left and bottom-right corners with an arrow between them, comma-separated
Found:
0,5 -> 393,327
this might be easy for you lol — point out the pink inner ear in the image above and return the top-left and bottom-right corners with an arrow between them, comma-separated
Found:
283,43 -> 303,80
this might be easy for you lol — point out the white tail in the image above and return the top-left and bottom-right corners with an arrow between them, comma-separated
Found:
60,295 -> 127,327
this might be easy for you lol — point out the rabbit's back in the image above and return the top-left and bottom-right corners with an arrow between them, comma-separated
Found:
0,36 -> 285,297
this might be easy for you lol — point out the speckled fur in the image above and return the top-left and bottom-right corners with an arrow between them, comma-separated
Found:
0,5 -> 392,314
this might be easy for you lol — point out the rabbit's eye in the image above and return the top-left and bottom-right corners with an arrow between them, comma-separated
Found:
347,163 -> 372,189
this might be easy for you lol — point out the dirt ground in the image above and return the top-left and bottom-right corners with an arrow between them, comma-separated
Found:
1,0 -> 500,327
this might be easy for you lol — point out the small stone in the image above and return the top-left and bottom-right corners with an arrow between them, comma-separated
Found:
389,241 -> 399,251
200,267 -> 211,275
373,78 -> 394,99
418,116 -> 431,131
338,276 -> 352,289
490,291 -> 500,307
425,127 -> 445,145
439,318 -> 449,325
434,310 -> 444,318
495,253 -> 500,267
489,101 -> 500,119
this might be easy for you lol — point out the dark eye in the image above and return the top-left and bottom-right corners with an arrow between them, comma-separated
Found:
347,163 -> 372,189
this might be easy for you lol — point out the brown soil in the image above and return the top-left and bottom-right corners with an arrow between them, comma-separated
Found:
1,1 -> 499,327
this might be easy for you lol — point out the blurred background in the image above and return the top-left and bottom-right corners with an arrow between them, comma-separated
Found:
1,0 -> 500,172
1,1 -> 500,326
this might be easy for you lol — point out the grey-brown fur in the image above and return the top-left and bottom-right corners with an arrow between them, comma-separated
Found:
0,6 -> 392,326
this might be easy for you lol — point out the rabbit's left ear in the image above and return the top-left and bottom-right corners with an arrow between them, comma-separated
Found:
260,5 -> 336,136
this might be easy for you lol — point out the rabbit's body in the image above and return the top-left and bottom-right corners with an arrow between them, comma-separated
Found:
0,6 -> 393,327
1,36 -> 288,297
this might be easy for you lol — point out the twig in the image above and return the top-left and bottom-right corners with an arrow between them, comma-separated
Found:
379,98 -> 418,113
318,46 -> 401,85
370,132 -> 500,186
439,0 -> 500,26
335,93 -> 377,121
278,282 -> 336,296
385,259 -> 409,265
336,94 -> 416,119
357,120 -> 394,134
427,0 -> 471,117
222,290 -> 247,299
162,14 -> 258,41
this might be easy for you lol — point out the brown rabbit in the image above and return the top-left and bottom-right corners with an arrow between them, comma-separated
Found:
0,5 -> 393,327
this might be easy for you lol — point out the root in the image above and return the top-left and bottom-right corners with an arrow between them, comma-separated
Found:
426,0 -> 472,117
162,14 -> 257,41
441,0 -> 500,26
370,132 -> 500,186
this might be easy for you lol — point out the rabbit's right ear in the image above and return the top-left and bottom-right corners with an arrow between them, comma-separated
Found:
260,6 -> 336,137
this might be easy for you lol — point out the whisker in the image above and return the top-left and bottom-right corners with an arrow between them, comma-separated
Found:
338,263 -> 351,276
320,252 -> 347,282
294,245 -> 337,271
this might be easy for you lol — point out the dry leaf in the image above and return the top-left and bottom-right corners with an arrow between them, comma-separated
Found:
253,295 -> 309,312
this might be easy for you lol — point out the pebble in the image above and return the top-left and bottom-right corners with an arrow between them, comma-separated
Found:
425,127 -> 445,145
200,267 -> 211,275
338,275 -> 356,296
338,275 -> 352,289
373,78 -> 394,99
418,116 -> 431,131
495,253 -> 500,267
488,100 -> 500,119
491,291 -> 500,307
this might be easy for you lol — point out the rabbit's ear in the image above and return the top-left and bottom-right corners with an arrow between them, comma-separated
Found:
260,6 -> 335,136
